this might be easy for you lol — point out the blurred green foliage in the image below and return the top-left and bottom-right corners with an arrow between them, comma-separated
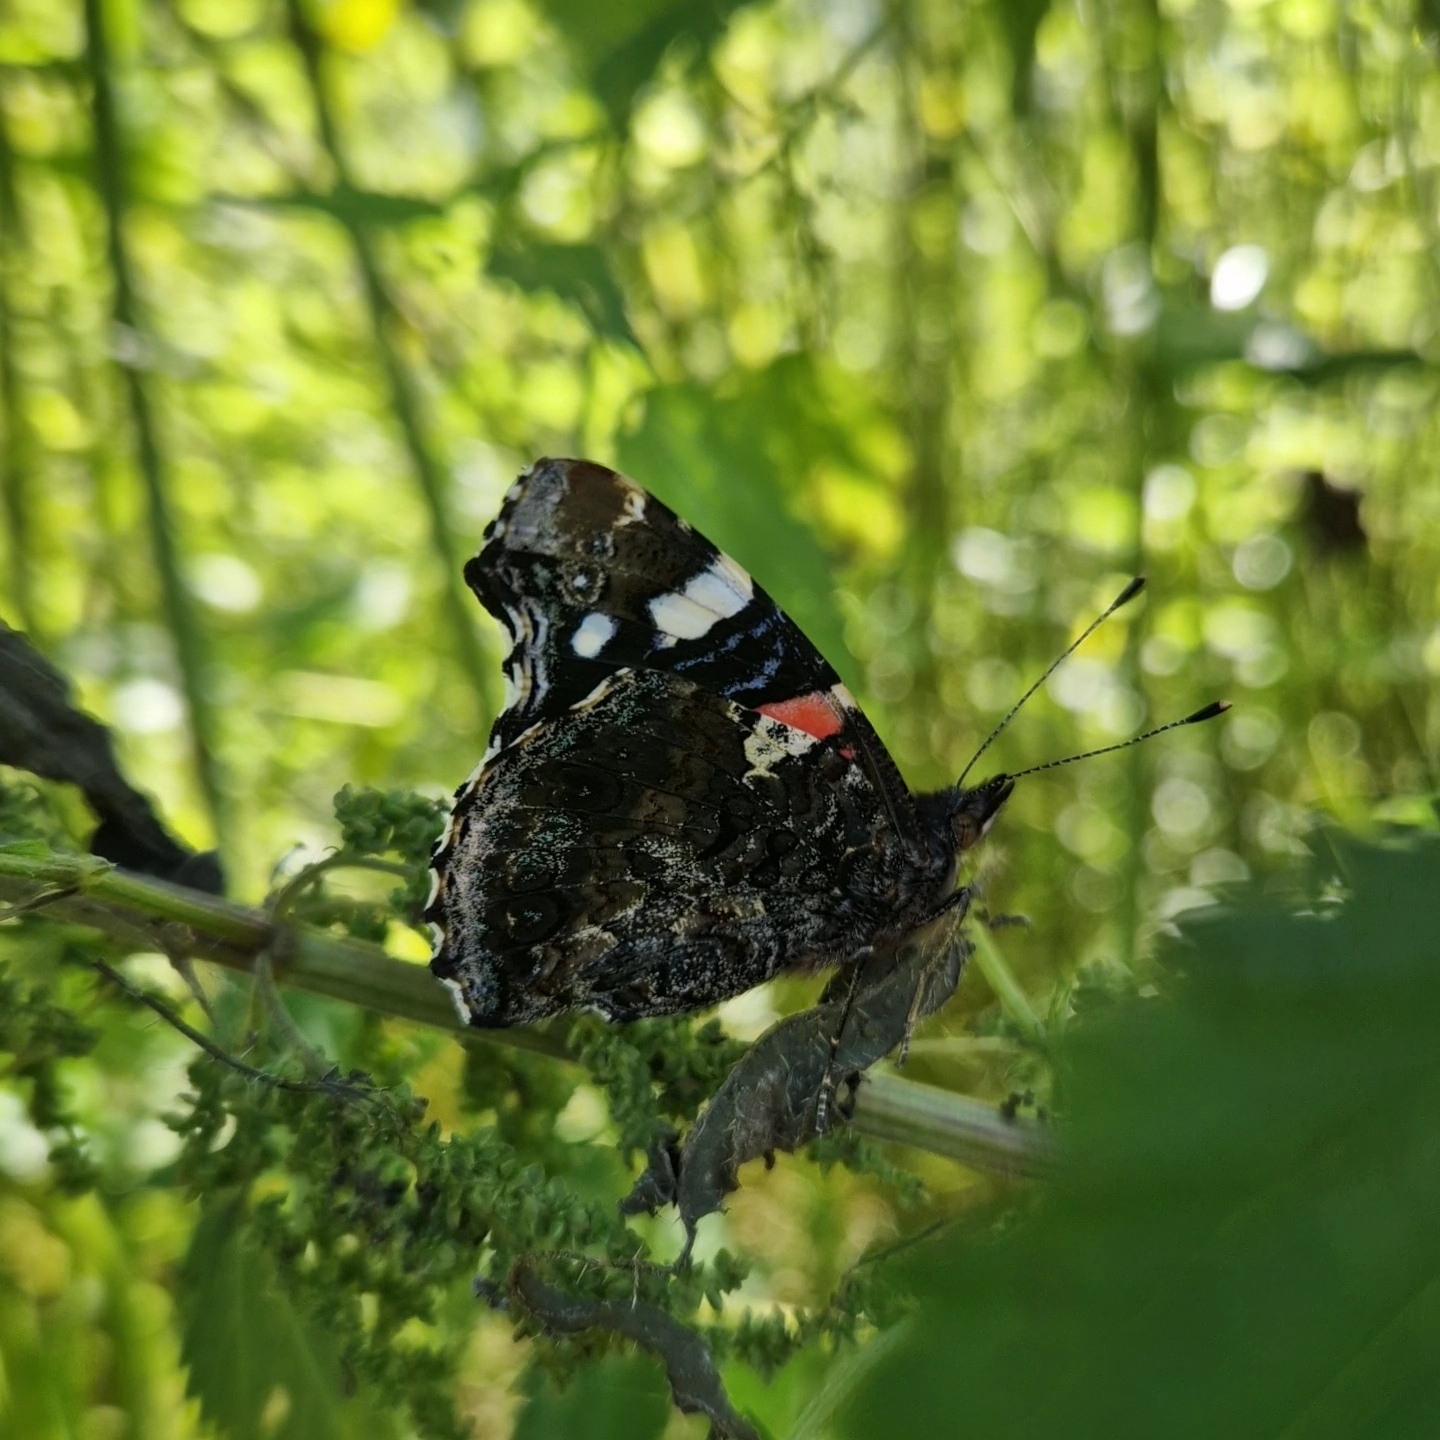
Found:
841,829 -> 1440,1440
0,0 -> 1438,1434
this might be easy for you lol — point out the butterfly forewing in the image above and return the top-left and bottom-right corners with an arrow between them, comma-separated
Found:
467,459 -> 843,751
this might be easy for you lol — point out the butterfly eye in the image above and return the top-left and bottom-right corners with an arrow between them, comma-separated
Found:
950,775 -> 1015,853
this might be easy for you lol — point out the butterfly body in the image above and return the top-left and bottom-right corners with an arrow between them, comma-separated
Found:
426,459 -> 1011,1027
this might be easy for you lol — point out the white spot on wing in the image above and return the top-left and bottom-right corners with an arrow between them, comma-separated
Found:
648,591 -> 712,643
648,557 -> 756,643
571,612 -> 617,658
617,485 -> 647,526
722,550 -> 755,593
743,715 -> 817,778
439,973 -> 471,1020
684,554 -> 753,618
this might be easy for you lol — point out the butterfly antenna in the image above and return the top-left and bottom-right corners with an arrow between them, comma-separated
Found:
957,576 -> 1147,787
1001,701 -> 1231,781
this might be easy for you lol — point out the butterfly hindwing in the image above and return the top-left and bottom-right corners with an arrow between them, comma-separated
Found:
428,667 -> 911,1024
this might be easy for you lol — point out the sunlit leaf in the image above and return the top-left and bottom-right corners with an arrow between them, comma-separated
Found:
617,380 -> 854,685
307,0 -> 403,53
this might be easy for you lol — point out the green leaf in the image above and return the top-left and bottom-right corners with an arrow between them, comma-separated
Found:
512,1353 -> 670,1440
617,375 -> 855,686
842,830 -> 1440,1440
245,187 -> 447,229
177,1204 -> 348,1440
487,242 -> 636,345
535,0 -> 748,125
996,0 -> 1052,111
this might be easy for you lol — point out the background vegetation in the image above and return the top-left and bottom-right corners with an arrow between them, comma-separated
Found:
0,0 -> 1438,1435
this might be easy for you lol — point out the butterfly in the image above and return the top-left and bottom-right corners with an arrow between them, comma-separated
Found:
425,458 -> 1013,1028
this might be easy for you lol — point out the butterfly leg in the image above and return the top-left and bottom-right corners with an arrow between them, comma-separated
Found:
932,884 -> 973,921
984,911 -> 1031,931
815,946 -> 874,1134
895,886 -> 973,1067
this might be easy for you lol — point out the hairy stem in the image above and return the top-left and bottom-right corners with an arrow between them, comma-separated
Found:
0,848 -> 1051,1174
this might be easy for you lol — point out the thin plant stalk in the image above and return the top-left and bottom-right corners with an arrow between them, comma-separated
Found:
81,0 -> 228,842
0,88 -> 35,637
283,0 -> 496,716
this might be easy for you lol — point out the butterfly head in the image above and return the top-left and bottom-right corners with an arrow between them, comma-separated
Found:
948,773 -> 1015,854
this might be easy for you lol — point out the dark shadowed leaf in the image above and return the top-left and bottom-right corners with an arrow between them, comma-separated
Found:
998,0 -> 1052,110
535,0 -> 748,125
512,1352 -> 670,1440
842,830 -> 1440,1440
240,187 -> 447,228
616,378 -> 854,686
488,242 -> 636,344
178,1204 -> 348,1440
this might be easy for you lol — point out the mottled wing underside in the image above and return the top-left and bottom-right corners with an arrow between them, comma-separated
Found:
428,458 -> 936,1026
429,667 -> 911,1024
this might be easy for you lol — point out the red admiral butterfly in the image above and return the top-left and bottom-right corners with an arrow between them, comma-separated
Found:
426,458 -> 1225,1030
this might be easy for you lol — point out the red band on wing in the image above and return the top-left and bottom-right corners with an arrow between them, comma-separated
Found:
757,690 -> 845,741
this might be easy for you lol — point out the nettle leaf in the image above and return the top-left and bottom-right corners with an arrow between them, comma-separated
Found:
178,1204 -> 349,1440
617,379 -> 854,689
487,242 -> 636,345
841,830 -> 1440,1440
513,1353 -> 670,1440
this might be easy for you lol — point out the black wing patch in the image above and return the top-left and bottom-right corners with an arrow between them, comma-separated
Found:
427,668 -> 926,1025
468,458 -> 840,754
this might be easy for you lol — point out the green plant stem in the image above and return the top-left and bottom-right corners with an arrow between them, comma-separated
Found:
0,95 -> 36,637
90,954 -> 367,1100
968,925 -> 1046,1046
858,1072 -> 1052,1178
0,848 -> 1051,1174
283,0 -> 496,716
81,0 -> 227,841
